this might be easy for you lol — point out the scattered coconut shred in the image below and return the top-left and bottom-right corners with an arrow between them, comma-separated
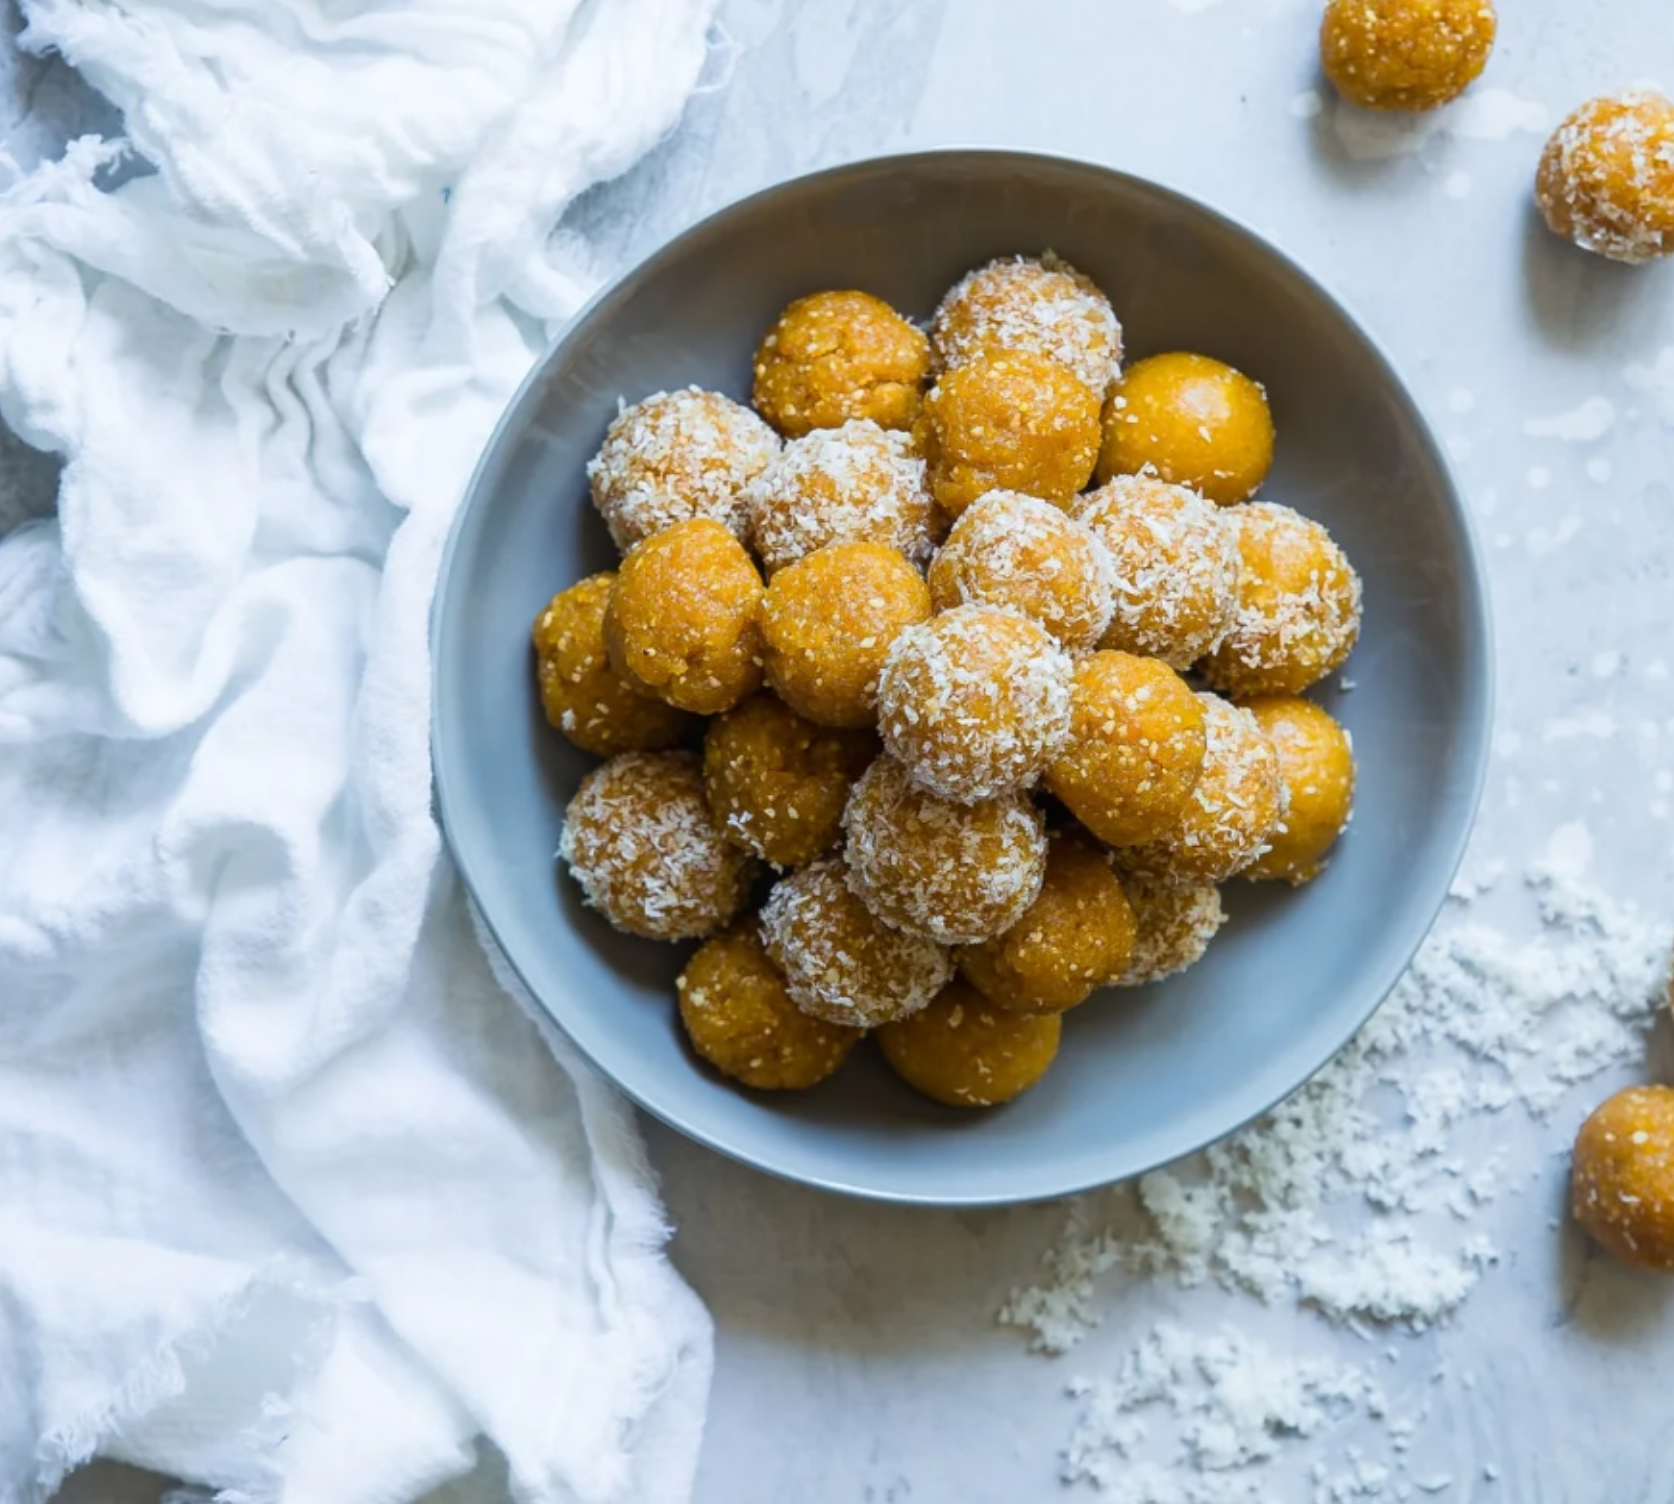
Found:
998,847 -> 1672,1502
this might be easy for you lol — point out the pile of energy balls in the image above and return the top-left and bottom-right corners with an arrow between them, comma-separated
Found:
536,252 -> 1362,1110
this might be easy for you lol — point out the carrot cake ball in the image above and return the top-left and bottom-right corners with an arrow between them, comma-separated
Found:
960,829 -> 1137,1015
876,605 -> 1073,804
742,419 -> 933,574
588,386 -> 779,552
559,751 -> 756,941
677,923 -> 863,1090
531,573 -> 695,756
878,978 -> 1062,1108
914,348 -> 1101,519
760,540 -> 932,728
929,252 -> 1123,397
842,756 -> 1047,946
1044,652 -> 1207,848
1117,875 -> 1228,986
928,490 -> 1116,654
1118,695 -> 1287,886
1320,0 -> 1496,113
752,290 -> 930,437
702,693 -> 876,869
1572,1085 -> 1674,1273
1097,352 -> 1274,507
1201,502 -> 1363,699
1242,696 -> 1356,885
1536,91 -> 1674,265
1072,475 -> 1240,669
604,518 -> 764,715
759,857 -> 953,1027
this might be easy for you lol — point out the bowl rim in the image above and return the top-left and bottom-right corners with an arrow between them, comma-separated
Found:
431,146 -> 1496,1208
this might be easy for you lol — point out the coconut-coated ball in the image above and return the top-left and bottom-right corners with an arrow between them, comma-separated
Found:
1320,0 -> 1496,113
1572,1085 -> 1674,1273
878,978 -> 1062,1108
1536,91 -> 1674,265
1117,875 -> 1229,986
1242,696 -> 1356,885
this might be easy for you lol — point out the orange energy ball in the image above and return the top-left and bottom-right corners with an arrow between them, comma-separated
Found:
1044,652 -> 1208,848
842,756 -> 1047,946
1118,695 -> 1287,886
531,574 -> 695,756
760,540 -> 932,728
1118,875 -> 1228,986
960,829 -> 1138,1015
1572,1086 -> 1674,1273
742,419 -> 933,574
876,605 -> 1073,803
878,978 -> 1062,1108
1536,92 -> 1674,265
1201,502 -> 1363,699
559,751 -> 756,941
914,348 -> 1101,519
702,694 -> 876,869
604,518 -> 765,716
1072,476 -> 1240,669
752,290 -> 930,437
759,857 -> 953,1027
1097,352 -> 1274,507
1320,0 -> 1496,113
929,252 -> 1123,397
928,490 -> 1116,654
1242,696 -> 1356,885
677,924 -> 863,1090
587,386 -> 780,552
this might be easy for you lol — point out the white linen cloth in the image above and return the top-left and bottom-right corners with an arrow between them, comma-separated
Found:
0,3 -> 723,1503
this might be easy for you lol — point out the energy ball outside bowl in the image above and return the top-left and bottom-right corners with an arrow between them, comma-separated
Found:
1117,875 -> 1228,986
842,756 -> 1047,946
1043,652 -> 1208,848
877,978 -> 1062,1109
1096,352 -> 1274,507
876,605 -> 1073,804
531,573 -> 695,757
913,348 -> 1101,520
1072,475 -> 1240,669
759,857 -> 954,1027
751,290 -> 930,438
559,751 -> 757,941
960,829 -> 1137,1016
677,923 -> 863,1090
1201,502 -> 1363,699
604,518 -> 765,716
929,252 -> 1123,398
760,540 -> 933,728
1572,1085 -> 1674,1274
1117,695 -> 1287,886
1241,696 -> 1356,885
1536,91 -> 1674,265
928,490 -> 1116,654
587,386 -> 780,552
1320,0 -> 1496,113
702,693 -> 877,869
742,419 -> 933,574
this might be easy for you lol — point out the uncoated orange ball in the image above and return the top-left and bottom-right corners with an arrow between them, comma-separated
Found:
752,290 -> 930,437
960,830 -> 1137,1015
914,348 -> 1101,519
1572,1086 -> 1674,1273
760,541 -> 932,728
531,574 -> 695,757
1044,652 -> 1208,848
702,694 -> 876,869
878,978 -> 1062,1108
604,518 -> 765,716
1097,353 -> 1274,507
1242,697 -> 1356,885
1536,92 -> 1674,265
678,924 -> 863,1090
1321,0 -> 1496,113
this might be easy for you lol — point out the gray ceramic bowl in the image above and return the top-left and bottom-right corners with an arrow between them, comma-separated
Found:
432,150 -> 1491,1206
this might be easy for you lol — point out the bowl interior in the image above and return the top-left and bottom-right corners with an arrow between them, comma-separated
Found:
433,152 -> 1490,1206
